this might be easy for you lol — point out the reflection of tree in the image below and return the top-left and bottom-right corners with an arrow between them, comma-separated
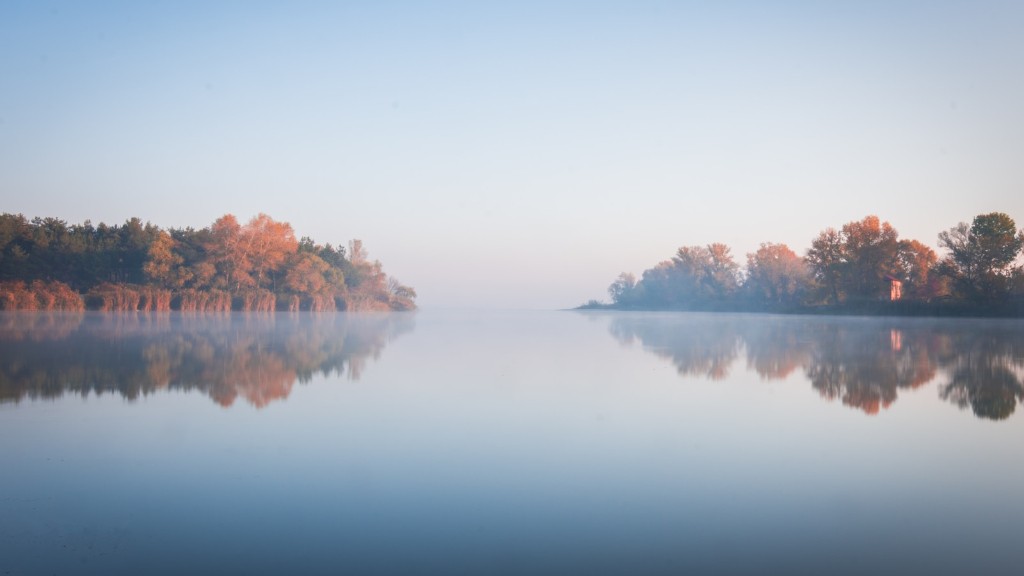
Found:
0,312 -> 84,341
0,312 -> 414,407
610,314 -> 739,380
803,324 -> 938,415
604,313 -> 1024,420
938,329 -> 1024,420
738,320 -> 814,380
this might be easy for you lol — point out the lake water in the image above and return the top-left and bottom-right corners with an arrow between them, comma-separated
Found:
2,310 -> 1023,575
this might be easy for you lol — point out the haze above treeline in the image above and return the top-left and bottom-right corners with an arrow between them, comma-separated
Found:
587,211 -> 1024,315
0,212 -> 416,312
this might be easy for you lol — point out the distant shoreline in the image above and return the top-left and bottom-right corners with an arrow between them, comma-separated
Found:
574,300 -> 1024,319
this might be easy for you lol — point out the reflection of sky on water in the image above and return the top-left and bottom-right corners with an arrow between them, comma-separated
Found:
2,311 -> 1024,575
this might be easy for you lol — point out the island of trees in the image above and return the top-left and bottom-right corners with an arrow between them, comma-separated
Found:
0,213 -> 416,312
585,212 -> 1024,316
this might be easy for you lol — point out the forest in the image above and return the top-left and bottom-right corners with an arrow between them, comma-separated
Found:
588,212 -> 1024,315
0,213 -> 416,312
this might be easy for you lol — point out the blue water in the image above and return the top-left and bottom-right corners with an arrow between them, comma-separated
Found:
2,311 -> 1023,575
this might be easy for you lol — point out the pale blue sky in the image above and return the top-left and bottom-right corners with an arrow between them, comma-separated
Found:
2,1 -> 1023,308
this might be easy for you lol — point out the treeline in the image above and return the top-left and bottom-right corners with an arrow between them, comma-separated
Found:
0,213 -> 416,311
589,212 -> 1024,315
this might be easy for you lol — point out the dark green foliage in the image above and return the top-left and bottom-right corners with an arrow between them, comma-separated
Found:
0,214 -> 159,289
939,212 -> 1024,303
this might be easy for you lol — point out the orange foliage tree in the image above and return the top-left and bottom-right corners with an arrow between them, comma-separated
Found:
205,215 -> 253,291
242,213 -> 298,291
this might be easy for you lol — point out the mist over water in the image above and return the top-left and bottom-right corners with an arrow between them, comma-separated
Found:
2,310 -> 1023,575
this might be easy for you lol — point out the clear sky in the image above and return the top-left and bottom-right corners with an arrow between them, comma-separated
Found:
2,1 -> 1023,309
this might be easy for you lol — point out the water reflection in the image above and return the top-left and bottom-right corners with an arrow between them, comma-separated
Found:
938,330 -> 1024,420
0,312 -> 414,407
611,315 -> 739,380
608,313 -> 1024,420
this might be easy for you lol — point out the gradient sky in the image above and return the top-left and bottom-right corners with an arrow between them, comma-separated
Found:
2,1 -> 1023,309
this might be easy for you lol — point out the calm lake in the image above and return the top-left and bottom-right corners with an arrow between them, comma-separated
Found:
2,310 -> 1023,575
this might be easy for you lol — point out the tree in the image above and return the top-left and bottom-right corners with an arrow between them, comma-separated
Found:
670,246 -> 712,303
0,214 -> 33,281
938,212 -> 1024,302
744,243 -> 810,306
670,244 -> 739,302
283,251 -> 330,296
636,261 -> 677,307
143,230 -> 189,288
624,244 -> 740,309
349,239 -> 367,265
973,213 -> 1022,272
241,213 -> 298,290
704,243 -> 740,299
608,272 -> 637,304
205,214 -> 252,290
895,239 -> 942,300
840,215 -> 900,300
806,228 -> 844,304
805,216 -> 922,304
387,278 -> 417,311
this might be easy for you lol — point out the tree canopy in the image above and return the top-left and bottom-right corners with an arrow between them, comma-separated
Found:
0,212 -> 416,311
939,212 -> 1024,302
592,212 -> 1024,314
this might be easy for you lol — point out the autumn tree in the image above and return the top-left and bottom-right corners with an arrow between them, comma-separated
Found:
895,239 -> 942,300
283,252 -> 331,296
205,215 -> 252,290
242,213 -> 298,290
143,230 -> 189,288
840,215 -> 900,300
744,243 -> 811,306
805,216 -> 932,304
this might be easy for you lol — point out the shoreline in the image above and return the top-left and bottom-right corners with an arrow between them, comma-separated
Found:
574,300 -> 1024,319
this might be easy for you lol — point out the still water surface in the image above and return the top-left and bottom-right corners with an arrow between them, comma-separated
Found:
2,310 -> 1023,575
